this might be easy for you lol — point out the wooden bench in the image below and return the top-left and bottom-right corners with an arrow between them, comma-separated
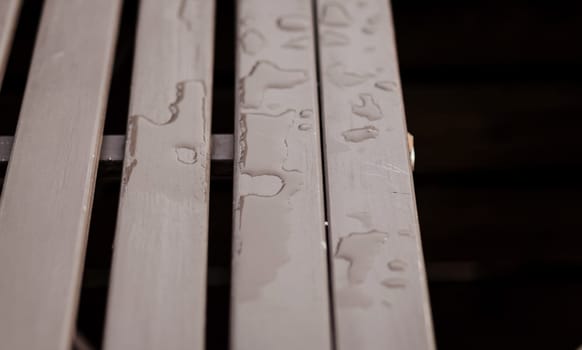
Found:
0,0 -> 434,349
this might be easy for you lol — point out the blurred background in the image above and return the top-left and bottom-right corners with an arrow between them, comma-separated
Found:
1,0 -> 581,349
393,0 -> 582,348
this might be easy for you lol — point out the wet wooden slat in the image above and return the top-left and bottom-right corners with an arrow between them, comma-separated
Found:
0,0 -> 121,349
0,0 -> 21,83
103,1 -> 215,349
315,0 -> 435,349
230,0 -> 332,349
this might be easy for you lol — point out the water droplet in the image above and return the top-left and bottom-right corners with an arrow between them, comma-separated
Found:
277,15 -> 309,31
298,123 -> 312,131
320,31 -> 349,46
352,94 -> 383,121
239,173 -> 284,197
240,61 -> 308,108
240,29 -> 266,55
326,63 -> 373,87
375,80 -> 397,92
335,230 -> 389,284
300,109 -> 313,119
362,14 -> 381,34
387,259 -> 407,272
175,146 -> 197,164
381,277 -> 407,289
362,26 -> 374,34
178,0 -> 195,30
342,126 -> 379,143
320,2 -> 351,27
282,35 -> 311,50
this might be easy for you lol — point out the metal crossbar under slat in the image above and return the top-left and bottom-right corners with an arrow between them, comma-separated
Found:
0,135 -> 230,163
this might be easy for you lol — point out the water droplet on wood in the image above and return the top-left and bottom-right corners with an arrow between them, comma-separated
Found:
240,61 -> 308,108
335,230 -> 389,284
175,146 -> 197,164
362,15 -> 381,34
239,173 -> 284,197
298,123 -> 312,131
387,259 -> 407,272
375,80 -> 397,92
277,15 -> 309,31
342,126 -> 379,143
320,2 -> 352,27
352,94 -> 383,121
240,29 -> 266,55
381,277 -> 407,289
300,109 -> 313,118
327,63 -> 373,87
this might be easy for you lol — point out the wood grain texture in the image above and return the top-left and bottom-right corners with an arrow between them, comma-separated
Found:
0,0 -> 21,84
103,1 -> 215,349
231,0 -> 332,349
0,0 -> 121,349
315,0 -> 435,349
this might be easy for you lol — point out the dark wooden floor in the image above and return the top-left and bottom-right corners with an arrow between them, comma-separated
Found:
1,0 -> 581,349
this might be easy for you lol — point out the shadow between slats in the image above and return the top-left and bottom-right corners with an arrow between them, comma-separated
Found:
206,0 -> 235,348
0,0 -> 42,136
0,0 -> 43,195
75,0 -> 139,346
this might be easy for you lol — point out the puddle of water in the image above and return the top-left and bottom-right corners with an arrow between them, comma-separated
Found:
240,61 -> 308,108
335,230 -> 388,284
352,94 -> 383,121
342,126 -> 379,143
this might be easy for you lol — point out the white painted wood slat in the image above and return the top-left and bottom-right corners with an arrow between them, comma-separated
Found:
0,0 -> 21,83
231,0 -> 332,349
316,0 -> 436,349
0,0 -> 121,349
103,1 -> 215,349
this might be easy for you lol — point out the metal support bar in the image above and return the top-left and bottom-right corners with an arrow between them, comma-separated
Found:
2,133 -> 410,179
0,134 -> 234,163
